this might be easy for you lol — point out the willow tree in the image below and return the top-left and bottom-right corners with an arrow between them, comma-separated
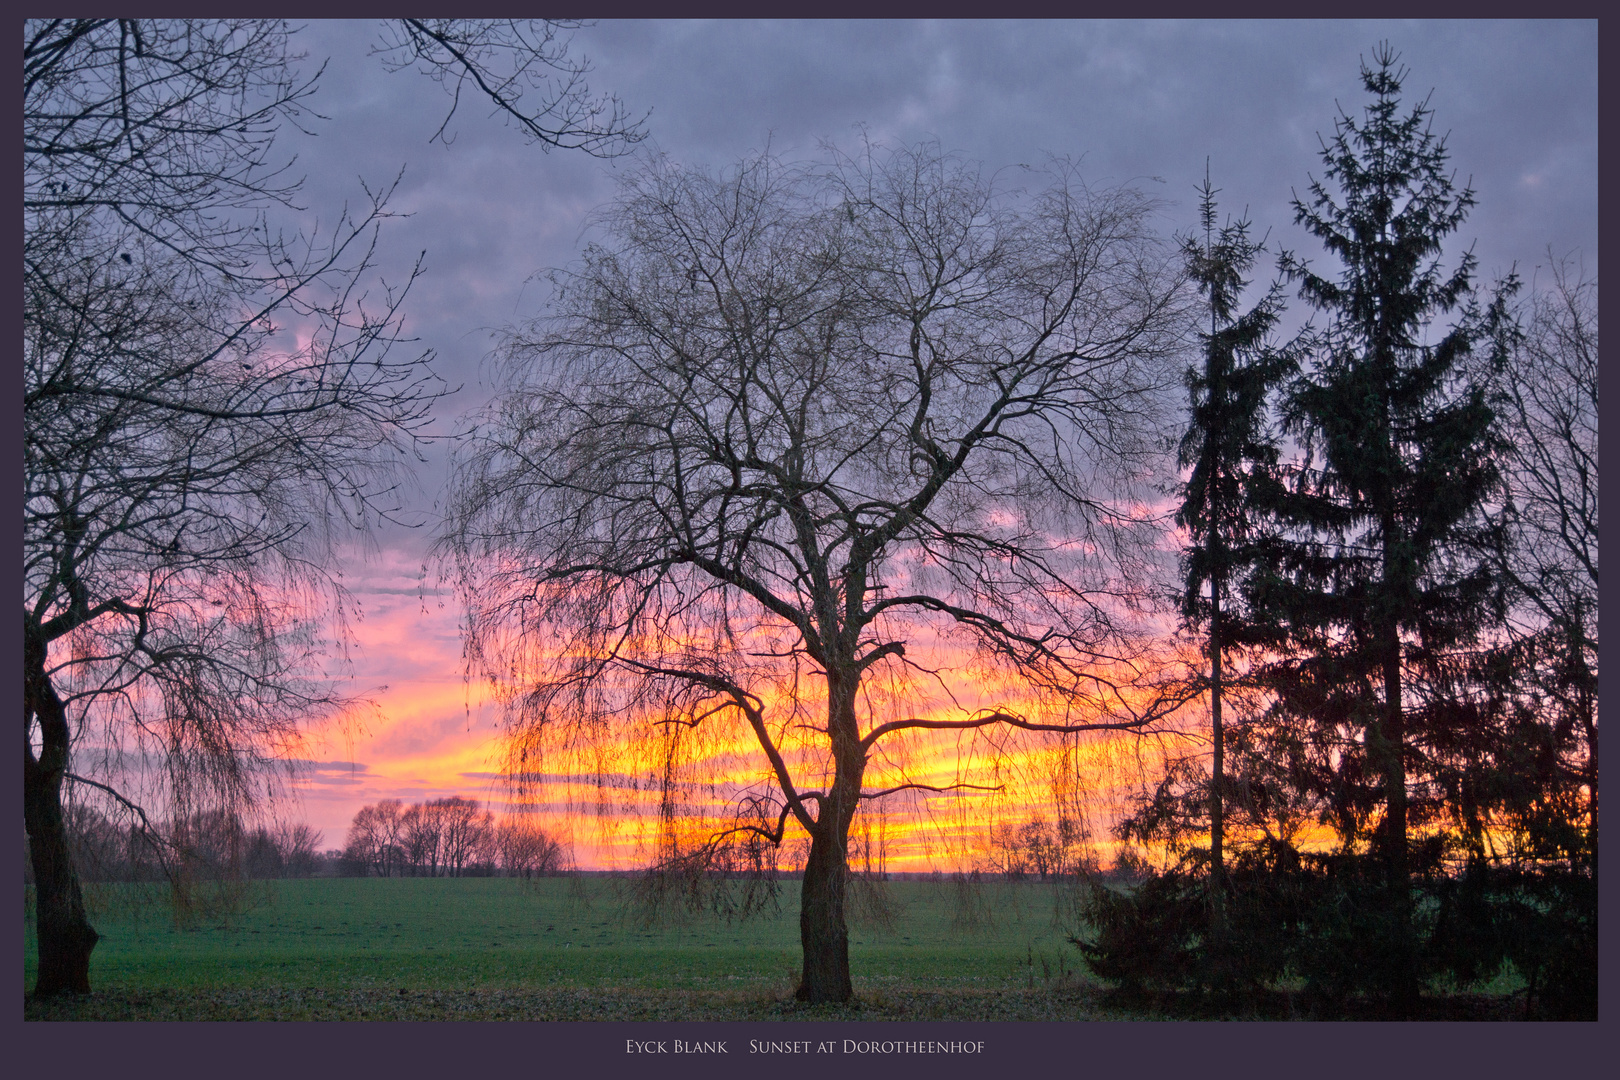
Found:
24,18 -> 641,996
444,143 -> 1190,1003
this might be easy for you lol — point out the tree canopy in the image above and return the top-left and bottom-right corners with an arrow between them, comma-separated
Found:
23,17 -> 642,997
444,142 -> 1193,1001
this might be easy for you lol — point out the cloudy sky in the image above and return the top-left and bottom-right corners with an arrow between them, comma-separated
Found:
272,19 -> 1598,850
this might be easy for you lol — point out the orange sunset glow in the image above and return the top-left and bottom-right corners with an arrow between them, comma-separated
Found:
287,545 -> 1203,871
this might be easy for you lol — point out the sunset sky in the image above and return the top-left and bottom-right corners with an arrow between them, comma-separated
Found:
269,20 -> 1597,864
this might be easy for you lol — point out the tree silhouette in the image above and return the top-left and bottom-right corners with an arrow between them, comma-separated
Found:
443,142 -> 1192,1002
1174,169 -> 1294,951
1490,257 -> 1597,857
1256,43 -> 1512,1010
23,18 -> 642,996
1421,256 -> 1597,1018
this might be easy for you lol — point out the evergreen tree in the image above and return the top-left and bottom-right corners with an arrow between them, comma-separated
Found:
1075,177 -> 1296,998
1256,43 -> 1510,1011
1175,168 -> 1294,950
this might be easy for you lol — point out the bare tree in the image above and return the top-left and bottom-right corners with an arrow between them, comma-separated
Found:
436,796 -> 495,876
343,803 -> 380,876
1497,257 -> 1598,643
398,802 -> 442,876
373,19 -> 646,154
272,821 -> 325,877
244,826 -> 285,880
986,816 -> 1080,882
1488,254 -> 1598,850
444,142 -> 1191,1002
51,801 -> 164,885
373,798 -> 407,877
344,799 -> 406,877
347,796 -> 502,877
495,815 -> 567,878
23,18 -> 642,996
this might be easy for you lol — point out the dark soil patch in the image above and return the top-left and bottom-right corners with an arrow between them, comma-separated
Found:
1091,986 -> 1529,1021
24,984 -> 1527,1021
22,985 -> 1133,1021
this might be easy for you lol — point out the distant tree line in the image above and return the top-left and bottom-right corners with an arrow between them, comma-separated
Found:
340,797 -> 567,878
980,816 -> 1100,883
35,802 -> 325,883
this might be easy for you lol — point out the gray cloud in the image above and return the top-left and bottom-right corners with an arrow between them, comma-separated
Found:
266,20 -> 1596,743
284,19 -> 1595,418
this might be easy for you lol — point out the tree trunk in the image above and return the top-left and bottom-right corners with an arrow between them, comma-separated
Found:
795,820 -> 852,1003
1381,618 -> 1414,1011
1208,587 -> 1228,981
24,622 -> 99,995
1208,576 -> 1226,930
1205,291 -> 1226,953
1379,512 -> 1415,1013
795,666 -> 863,1004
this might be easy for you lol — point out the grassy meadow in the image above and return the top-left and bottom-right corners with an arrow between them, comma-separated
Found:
24,875 -> 1529,1020
25,875 -> 1132,1020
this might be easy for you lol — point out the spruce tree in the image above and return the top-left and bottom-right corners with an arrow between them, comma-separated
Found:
1175,168 -> 1293,952
1260,43 -> 1509,1011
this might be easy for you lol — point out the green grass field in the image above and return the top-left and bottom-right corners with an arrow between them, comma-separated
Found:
24,876 -> 1528,1021
25,876 -> 1126,1020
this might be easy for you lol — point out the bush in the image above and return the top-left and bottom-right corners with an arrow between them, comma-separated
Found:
1429,859 -> 1596,1019
1074,836 -> 1596,1019
1074,838 -> 1305,993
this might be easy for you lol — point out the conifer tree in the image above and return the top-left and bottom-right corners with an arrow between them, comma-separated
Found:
1259,43 -> 1510,1010
1175,169 -> 1293,948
